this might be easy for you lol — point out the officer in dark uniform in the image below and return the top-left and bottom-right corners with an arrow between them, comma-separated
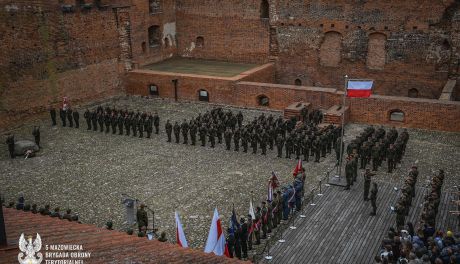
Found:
104,113 -> 111,133
285,134 -> 292,158
240,218 -> 248,260
276,134 -> 284,158
236,111 -> 243,128
260,131 -> 267,155
59,108 -> 66,127
153,112 -> 160,134
32,126 -> 40,148
6,133 -> 15,158
363,169 -> 375,201
67,108 -> 74,128
190,122 -> 197,145
233,128 -> 240,151
173,121 -> 180,143
302,136 -> 310,162
84,109 -> 91,130
371,143 -> 380,171
224,128 -> 232,150
216,121 -> 224,144
370,182 -> 378,216
241,130 -> 248,153
165,120 -> 172,142
145,115 -> 153,138
73,110 -> 80,128
49,106 -> 57,126
181,119 -> 189,144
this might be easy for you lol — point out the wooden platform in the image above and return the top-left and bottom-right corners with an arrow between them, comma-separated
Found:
264,177 -> 458,264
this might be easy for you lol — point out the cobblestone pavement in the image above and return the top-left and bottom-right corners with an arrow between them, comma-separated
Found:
1,96 -> 459,249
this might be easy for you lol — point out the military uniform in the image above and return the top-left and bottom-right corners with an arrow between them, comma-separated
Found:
117,114 -> 124,135
84,110 -> 91,130
153,113 -> 160,134
251,132 -> 258,154
371,144 -> 380,171
165,121 -> 173,142
50,107 -> 57,126
73,111 -> 80,128
91,111 -> 98,131
173,122 -> 180,143
32,127 -> 40,148
370,183 -> 378,216
6,134 -> 15,158
190,123 -> 197,145
276,134 -> 284,158
181,121 -> 189,144
136,206 -> 148,231
67,109 -> 74,127
224,129 -> 232,150
60,109 -> 66,127
344,158 -> 353,190
363,169 -> 375,201
233,129 -> 240,151
199,125 -> 207,146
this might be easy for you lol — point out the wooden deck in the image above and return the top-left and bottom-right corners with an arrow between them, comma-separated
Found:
263,177 -> 459,264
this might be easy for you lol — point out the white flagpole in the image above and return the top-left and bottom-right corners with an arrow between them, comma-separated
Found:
337,75 -> 348,179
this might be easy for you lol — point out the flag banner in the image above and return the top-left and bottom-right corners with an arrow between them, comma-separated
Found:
267,181 -> 273,202
249,199 -> 256,219
175,212 -> 188,248
204,208 -> 230,257
293,159 -> 302,177
347,80 -> 374,98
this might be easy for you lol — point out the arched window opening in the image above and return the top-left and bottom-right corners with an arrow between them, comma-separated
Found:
320,31 -> 342,67
257,95 -> 270,106
198,89 -> 209,102
408,88 -> 419,98
141,42 -> 147,53
148,25 -> 160,47
148,84 -> 159,96
389,110 -> 405,122
294,79 -> 302,86
196,36 -> 204,48
149,0 -> 161,14
260,0 -> 269,19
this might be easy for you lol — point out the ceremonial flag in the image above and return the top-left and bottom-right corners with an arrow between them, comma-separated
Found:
270,171 -> 280,189
347,80 -> 374,98
248,199 -> 256,219
293,159 -> 303,177
229,205 -> 240,235
288,186 -> 296,208
267,181 -> 274,202
175,211 -> 188,248
204,208 -> 230,257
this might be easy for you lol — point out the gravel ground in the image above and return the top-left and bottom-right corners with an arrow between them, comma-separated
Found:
1,96 -> 459,249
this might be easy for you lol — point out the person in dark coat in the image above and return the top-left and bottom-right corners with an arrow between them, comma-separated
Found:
49,106 -> 57,126
73,110 -> 80,128
59,108 -> 66,127
67,108 -> 73,128
6,133 -> 15,158
32,126 -> 40,148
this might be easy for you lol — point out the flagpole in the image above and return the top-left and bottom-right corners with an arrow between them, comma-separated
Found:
337,75 -> 348,179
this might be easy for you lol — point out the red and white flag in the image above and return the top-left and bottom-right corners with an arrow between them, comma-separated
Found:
175,211 -> 188,248
293,159 -> 302,177
347,80 -> 374,98
204,208 -> 230,257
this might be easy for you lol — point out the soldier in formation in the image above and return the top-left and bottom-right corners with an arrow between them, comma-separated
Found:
394,165 -> 419,230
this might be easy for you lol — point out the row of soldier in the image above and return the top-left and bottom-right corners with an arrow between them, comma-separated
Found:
394,166 -> 419,230
163,106 -> 339,161
226,171 -> 305,260
49,107 -> 80,128
82,106 -> 160,139
347,125 -> 409,173
420,169 -> 445,228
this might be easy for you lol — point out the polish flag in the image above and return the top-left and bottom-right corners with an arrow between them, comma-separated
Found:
248,199 -> 256,219
204,208 -> 230,257
347,80 -> 374,98
175,212 -> 188,248
293,159 -> 303,177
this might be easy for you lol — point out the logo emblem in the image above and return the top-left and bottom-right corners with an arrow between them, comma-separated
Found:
18,233 -> 43,264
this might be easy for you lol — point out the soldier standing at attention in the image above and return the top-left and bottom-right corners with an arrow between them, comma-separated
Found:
260,131 -> 268,155
97,112 -> 104,132
84,109 -> 91,130
261,202 -> 268,239
387,144 -> 396,173
91,110 -> 98,131
189,121 -> 197,146
49,106 -> 57,126
145,114 -> 152,138
370,182 -> 378,216
241,130 -> 249,153
59,108 -> 66,127
173,121 -> 180,143
153,112 -> 160,134
276,134 -> 284,158
233,128 -> 240,151
136,204 -> 148,232
117,113 -> 124,135
6,133 -> 15,159
209,125 -> 216,148
371,143 -> 380,171
181,119 -> 189,144
124,113 -> 131,136
363,169 -> 375,201
138,116 -> 144,138
67,108 -> 74,128
131,115 -> 138,137
344,156 -> 353,190
199,124 -> 207,146
73,110 -> 80,128
165,120 -> 172,142
251,131 -> 258,154
32,126 -> 41,148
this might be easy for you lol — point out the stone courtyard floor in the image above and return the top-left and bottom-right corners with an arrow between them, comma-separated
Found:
1,96 -> 459,249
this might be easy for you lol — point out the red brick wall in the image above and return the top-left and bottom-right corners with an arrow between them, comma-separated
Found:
175,0 -> 270,64
234,82 -> 460,132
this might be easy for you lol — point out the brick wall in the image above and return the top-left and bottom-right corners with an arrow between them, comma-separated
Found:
271,0 -> 460,99
234,82 -> 460,132
175,0 -> 270,64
